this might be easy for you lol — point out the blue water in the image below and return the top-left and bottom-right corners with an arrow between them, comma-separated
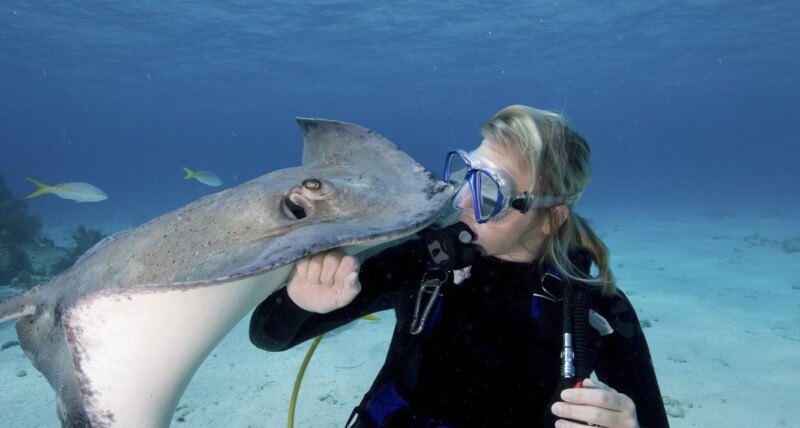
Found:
1,2 -> 799,426
2,1 -> 798,228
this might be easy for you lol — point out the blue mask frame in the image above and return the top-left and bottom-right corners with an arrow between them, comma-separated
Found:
443,149 -> 531,223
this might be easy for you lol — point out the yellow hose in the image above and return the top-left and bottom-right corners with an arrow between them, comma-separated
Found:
288,334 -> 324,428
286,314 -> 379,427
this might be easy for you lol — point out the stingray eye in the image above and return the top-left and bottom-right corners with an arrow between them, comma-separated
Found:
302,179 -> 321,191
298,178 -> 336,201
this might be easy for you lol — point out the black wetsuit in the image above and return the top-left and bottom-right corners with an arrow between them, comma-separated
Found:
250,239 -> 669,427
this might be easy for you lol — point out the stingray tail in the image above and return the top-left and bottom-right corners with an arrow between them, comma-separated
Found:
0,287 -> 41,324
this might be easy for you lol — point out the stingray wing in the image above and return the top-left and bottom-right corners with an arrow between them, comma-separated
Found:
63,266 -> 293,427
61,222 -> 441,427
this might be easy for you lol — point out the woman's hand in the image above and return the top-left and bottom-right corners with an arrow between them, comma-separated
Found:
550,378 -> 639,428
286,249 -> 361,314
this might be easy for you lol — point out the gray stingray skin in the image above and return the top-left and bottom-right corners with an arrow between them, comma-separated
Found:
0,118 -> 452,427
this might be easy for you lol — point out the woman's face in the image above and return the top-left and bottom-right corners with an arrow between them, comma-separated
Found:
457,138 -> 546,263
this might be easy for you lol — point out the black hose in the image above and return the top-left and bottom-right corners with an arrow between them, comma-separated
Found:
543,280 -> 593,426
571,283 -> 593,380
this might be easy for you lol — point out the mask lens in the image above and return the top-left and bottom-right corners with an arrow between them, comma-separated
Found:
474,170 -> 502,221
444,150 -> 507,223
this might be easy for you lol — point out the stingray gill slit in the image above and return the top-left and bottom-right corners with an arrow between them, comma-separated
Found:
282,193 -> 311,220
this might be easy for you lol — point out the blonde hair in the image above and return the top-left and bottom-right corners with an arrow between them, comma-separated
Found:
481,105 -> 615,295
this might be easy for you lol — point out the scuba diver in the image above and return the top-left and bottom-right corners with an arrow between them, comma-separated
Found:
250,105 -> 669,427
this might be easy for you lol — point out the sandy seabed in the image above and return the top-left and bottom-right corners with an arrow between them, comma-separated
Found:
1,211 -> 798,427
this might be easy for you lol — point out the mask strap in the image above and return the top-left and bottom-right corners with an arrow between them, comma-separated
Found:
510,192 -> 531,213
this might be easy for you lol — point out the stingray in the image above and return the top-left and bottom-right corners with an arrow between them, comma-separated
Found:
0,118 -> 452,427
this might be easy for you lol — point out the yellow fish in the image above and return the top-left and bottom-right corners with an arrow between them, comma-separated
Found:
25,177 -> 108,202
182,166 -> 222,187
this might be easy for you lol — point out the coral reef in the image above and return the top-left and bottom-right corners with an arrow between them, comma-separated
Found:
0,174 -> 42,244
744,233 -> 800,254
783,237 -> 800,253
0,245 -> 33,285
0,173 -> 39,284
